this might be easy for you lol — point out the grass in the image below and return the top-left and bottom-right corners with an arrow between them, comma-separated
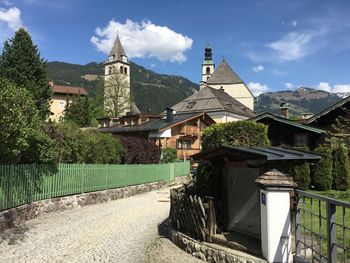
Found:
298,190 -> 350,262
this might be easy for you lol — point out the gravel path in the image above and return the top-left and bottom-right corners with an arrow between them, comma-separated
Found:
0,189 -> 201,263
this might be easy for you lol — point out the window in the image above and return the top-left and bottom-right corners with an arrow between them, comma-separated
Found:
176,139 -> 192,149
120,66 -> 123,74
59,101 -> 66,109
108,66 -> 112,75
295,134 -> 308,147
206,66 -> 210,75
124,67 -> 127,75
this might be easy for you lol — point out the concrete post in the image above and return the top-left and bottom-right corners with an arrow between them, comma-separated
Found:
256,169 -> 297,263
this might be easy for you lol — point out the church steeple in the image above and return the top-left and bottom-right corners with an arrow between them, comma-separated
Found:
108,34 -> 128,63
201,43 -> 215,87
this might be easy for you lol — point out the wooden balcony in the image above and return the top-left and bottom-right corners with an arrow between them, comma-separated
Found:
177,148 -> 200,159
179,126 -> 199,136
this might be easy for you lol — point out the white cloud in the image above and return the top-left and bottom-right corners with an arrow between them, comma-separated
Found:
291,20 -> 298,27
0,6 -> 22,31
316,82 -> 332,92
252,65 -> 264,72
91,19 -> 193,63
285,82 -> 295,89
315,82 -> 350,93
247,82 -> 269,96
267,32 -> 313,61
0,0 -> 12,6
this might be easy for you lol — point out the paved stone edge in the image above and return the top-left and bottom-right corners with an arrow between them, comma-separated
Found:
169,226 -> 266,263
0,175 -> 190,233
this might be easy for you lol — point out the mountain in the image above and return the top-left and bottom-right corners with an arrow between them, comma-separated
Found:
47,61 -> 198,114
254,87 -> 345,117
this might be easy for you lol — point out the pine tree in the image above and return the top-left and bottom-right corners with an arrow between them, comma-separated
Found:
332,146 -> 350,190
0,28 -> 51,120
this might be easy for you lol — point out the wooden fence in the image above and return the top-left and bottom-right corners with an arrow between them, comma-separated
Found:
0,161 -> 190,212
170,187 -> 216,241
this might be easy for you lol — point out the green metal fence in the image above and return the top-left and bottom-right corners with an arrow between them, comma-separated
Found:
0,161 -> 190,212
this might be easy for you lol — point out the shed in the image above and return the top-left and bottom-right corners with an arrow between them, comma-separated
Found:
192,145 -> 322,238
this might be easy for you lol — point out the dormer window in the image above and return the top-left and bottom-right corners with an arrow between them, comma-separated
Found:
108,55 -> 115,62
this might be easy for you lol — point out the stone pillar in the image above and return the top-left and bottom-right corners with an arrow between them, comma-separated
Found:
255,169 -> 297,263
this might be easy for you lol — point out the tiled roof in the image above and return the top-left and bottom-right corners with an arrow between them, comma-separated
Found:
51,85 -> 88,96
101,112 -> 213,133
207,59 -> 243,84
172,86 -> 255,118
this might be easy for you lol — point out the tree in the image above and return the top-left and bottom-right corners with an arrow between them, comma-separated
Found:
293,162 -> 311,190
0,28 -> 51,120
0,78 -> 56,164
104,72 -> 130,117
332,146 -> 350,190
64,95 -> 92,127
312,145 -> 333,191
201,121 -> 270,151
161,147 -> 178,163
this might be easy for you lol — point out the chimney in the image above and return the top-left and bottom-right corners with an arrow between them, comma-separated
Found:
219,86 -> 225,92
280,103 -> 289,119
49,81 -> 54,87
165,107 -> 174,122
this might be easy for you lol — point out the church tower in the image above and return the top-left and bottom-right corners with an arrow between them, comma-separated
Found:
200,44 -> 215,89
104,34 -> 130,117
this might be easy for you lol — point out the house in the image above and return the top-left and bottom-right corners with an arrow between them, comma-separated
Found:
100,108 -> 216,159
192,145 -> 321,238
304,95 -> 350,136
172,86 -> 254,123
250,111 -> 325,149
49,81 -> 88,122
200,44 -> 254,110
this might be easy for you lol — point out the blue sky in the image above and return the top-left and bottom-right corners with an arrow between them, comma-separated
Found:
1,0 -> 350,95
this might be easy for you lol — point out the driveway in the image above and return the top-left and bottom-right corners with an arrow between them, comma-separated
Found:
0,189 -> 201,263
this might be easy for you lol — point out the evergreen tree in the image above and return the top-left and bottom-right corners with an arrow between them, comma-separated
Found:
293,162 -> 311,190
312,145 -> 333,191
332,146 -> 350,190
64,95 -> 92,127
0,28 -> 51,120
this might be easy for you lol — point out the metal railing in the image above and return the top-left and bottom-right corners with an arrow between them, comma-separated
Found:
295,190 -> 350,263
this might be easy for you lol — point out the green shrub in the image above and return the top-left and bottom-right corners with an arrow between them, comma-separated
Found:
201,121 -> 270,151
332,146 -> 350,191
46,123 -> 124,164
312,146 -> 333,191
293,162 -> 311,190
161,147 -> 177,163
85,130 -> 124,164
196,164 -> 222,199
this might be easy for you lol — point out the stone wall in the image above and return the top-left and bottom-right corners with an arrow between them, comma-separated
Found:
0,175 -> 190,233
169,227 -> 266,263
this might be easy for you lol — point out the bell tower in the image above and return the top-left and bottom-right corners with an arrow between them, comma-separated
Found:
200,43 -> 215,88
104,34 -> 130,117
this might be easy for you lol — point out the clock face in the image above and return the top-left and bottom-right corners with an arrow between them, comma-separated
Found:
122,56 -> 128,62
109,56 -> 114,62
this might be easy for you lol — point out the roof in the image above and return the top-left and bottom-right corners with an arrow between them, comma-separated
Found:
304,95 -> 350,124
109,34 -> 127,59
172,86 -> 255,118
51,85 -> 88,96
250,112 -> 325,134
100,112 -> 215,133
207,59 -> 243,84
192,145 -> 322,162
255,169 -> 297,188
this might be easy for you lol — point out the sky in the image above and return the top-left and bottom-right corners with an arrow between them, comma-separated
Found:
1,0 -> 350,96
